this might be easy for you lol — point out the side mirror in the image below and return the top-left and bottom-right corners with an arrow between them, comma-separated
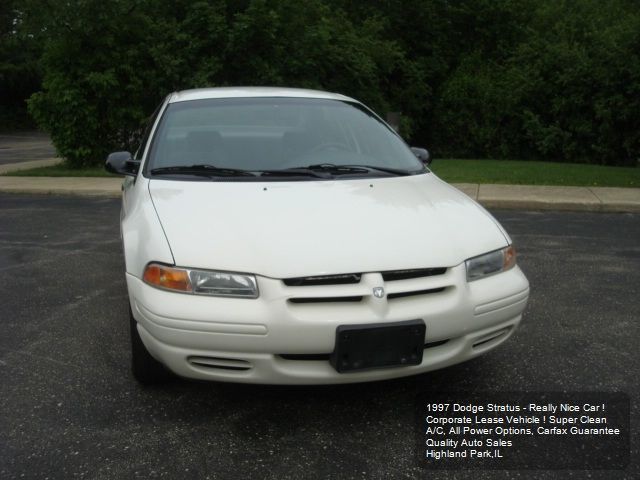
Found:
410,147 -> 430,165
105,151 -> 140,177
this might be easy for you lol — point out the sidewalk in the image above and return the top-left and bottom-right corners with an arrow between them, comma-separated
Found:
453,183 -> 640,213
0,175 -> 638,212
0,176 -> 122,197
0,158 -> 61,174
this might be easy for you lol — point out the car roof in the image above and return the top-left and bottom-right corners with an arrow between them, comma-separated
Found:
168,87 -> 356,104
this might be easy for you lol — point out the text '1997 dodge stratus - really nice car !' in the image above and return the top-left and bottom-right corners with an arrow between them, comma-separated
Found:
105,87 -> 530,385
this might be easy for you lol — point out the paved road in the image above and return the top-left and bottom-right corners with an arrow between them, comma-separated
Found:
0,194 -> 638,480
0,132 -> 56,165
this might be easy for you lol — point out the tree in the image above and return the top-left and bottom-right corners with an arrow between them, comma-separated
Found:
21,0 -> 640,167
27,0 -> 405,167
0,0 -> 40,129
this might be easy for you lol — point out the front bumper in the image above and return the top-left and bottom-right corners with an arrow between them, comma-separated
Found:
126,264 -> 529,384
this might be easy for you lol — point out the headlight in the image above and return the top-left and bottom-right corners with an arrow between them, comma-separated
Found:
465,246 -> 516,282
143,263 -> 259,298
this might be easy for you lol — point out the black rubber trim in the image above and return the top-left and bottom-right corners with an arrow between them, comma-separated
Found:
283,273 -> 362,286
277,337 -> 450,361
381,268 -> 447,281
387,287 -> 445,299
289,296 -> 363,304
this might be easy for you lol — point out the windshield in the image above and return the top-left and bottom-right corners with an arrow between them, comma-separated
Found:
145,97 -> 424,178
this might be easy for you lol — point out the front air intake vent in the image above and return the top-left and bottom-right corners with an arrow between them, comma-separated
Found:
279,353 -> 331,361
188,356 -> 252,371
278,339 -> 450,362
382,268 -> 447,282
387,287 -> 446,300
283,273 -> 362,287
424,339 -> 449,349
472,328 -> 511,350
289,296 -> 363,304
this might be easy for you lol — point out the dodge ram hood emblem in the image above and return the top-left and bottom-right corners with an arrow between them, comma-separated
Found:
373,287 -> 385,298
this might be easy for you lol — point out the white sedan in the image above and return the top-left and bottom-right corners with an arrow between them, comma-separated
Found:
106,87 -> 529,384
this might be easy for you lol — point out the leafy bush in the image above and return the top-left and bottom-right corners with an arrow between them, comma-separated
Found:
429,0 -> 640,166
25,0 -> 407,166
13,0 -> 640,167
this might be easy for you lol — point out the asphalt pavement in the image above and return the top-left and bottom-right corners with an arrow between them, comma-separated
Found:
0,194 -> 638,479
0,132 -> 56,166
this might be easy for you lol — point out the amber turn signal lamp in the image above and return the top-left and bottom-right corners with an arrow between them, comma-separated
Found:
504,245 -> 516,270
143,263 -> 192,292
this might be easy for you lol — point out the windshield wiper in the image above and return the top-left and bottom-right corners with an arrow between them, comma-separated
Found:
345,165 -> 422,176
273,163 -> 415,176
337,164 -> 418,175
150,164 -> 257,177
257,168 -> 332,179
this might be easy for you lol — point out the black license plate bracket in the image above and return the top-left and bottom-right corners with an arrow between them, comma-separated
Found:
330,319 -> 426,373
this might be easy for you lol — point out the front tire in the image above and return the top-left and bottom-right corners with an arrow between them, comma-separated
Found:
129,307 -> 171,384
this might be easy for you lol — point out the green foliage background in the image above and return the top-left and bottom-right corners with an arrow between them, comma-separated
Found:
2,0 -> 639,167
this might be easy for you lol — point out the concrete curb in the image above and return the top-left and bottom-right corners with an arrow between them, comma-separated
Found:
0,158 -> 62,175
0,177 -> 122,197
0,177 -> 638,213
456,184 -> 640,213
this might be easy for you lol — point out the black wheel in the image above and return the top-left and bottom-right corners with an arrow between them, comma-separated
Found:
129,307 -> 171,384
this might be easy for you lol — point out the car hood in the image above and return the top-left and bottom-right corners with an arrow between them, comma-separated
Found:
148,173 -> 508,279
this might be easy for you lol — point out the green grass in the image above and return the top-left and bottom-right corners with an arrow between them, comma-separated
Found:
3,158 -> 639,187
430,159 -> 639,188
